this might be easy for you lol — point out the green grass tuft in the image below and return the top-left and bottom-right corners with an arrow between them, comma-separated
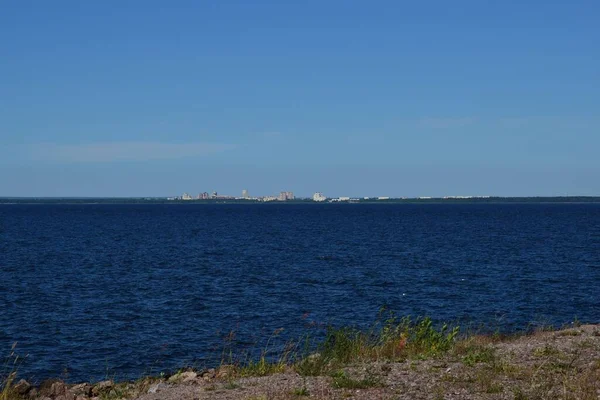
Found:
330,370 -> 381,389
295,314 -> 459,376
290,386 -> 309,396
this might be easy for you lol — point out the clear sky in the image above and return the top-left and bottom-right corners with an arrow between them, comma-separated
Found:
1,1 -> 598,197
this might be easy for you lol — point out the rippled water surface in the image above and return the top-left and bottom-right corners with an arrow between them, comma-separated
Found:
1,203 -> 599,381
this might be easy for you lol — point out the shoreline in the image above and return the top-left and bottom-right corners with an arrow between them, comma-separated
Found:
3,321 -> 599,400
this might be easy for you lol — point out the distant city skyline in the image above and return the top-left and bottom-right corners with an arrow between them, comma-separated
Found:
1,2 -> 599,197
170,189 -> 500,202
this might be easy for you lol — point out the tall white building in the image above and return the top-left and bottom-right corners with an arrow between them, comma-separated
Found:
313,192 -> 327,202
242,189 -> 249,198
278,191 -> 294,201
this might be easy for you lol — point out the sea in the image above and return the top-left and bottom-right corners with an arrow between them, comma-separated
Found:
1,203 -> 599,382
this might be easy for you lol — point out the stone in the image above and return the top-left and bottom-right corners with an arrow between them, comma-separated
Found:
50,381 -> 68,397
38,379 -> 63,397
202,368 -> 216,380
12,379 -> 31,395
168,371 -> 197,383
216,365 -> 235,379
71,383 -> 92,397
91,380 -> 113,396
55,393 -> 75,400
147,383 -> 169,394
27,388 -> 38,399
181,371 -> 198,383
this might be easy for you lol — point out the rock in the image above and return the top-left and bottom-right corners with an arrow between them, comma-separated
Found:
216,365 -> 235,379
168,371 -> 198,383
70,383 -> 92,397
13,379 -> 32,395
75,397 -> 88,400
38,379 -> 64,397
182,371 -> 198,383
27,388 -> 38,399
50,381 -> 68,397
91,380 -> 113,396
147,383 -> 169,394
202,368 -> 216,380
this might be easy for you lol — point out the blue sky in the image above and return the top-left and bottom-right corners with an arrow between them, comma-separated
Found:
1,0 -> 598,197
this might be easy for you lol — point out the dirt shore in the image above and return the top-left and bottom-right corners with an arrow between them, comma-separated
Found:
5,324 -> 599,400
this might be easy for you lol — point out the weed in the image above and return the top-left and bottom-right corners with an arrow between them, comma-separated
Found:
475,368 -> 503,394
295,314 -> 458,376
1,343 -> 26,400
223,381 -> 240,390
99,385 -> 130,400
290,386 -> 309,396
295,353 -> 329,377
239,357 -> 286,377
330,370 -> 381,389
491,359 -> 521,378
558,330 -> 582,337
432,385 -> 445,400
224,328 -> 292,378
462,346 -> 496,366
486,383 -> 503,394
513,387 -> 529,400
533,345 -> 559,357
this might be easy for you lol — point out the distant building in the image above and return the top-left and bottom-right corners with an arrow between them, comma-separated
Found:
261,196 -> 278,202
198,192 -> 209,200
211,191 -> 218,199
313,192 -> 327,202
242,189 -> 249,198
182,193 -> 192,200
377,197 -> 390,200
278,191 -> 294,201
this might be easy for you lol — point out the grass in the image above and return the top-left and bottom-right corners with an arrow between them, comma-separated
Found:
290,386 -> 309,396
223,381 -> 240,390
1,343 -> 24,400
3,316 -> 599,400
330,370 -> 382,389
295,315 -> 459,376
461,346 -> 496,366
0,372 -> 16,400
214,314 -> 460,379
533,344 -> 560,358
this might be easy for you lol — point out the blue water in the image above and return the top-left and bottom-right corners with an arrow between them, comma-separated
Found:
1,203 -> 599,382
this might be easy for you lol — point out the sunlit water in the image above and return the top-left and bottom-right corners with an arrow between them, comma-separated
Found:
1,203 -> 599,381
